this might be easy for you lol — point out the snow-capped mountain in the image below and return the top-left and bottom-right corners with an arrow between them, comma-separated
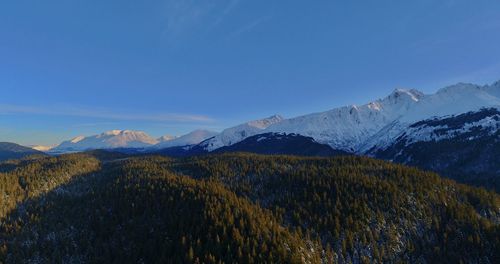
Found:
149,80 -> 500,156
263,89 -> 424,152
49,80 -> 500,155
43,80 -> 500,191
157,135 -> 178,143
261,81 -> 500,153
200,115 -> 284,151
360,81 -> 500,153
29,145 -> 56,152
49,80 -> 500,157
153,130 -> 218,149
372,108 -> 500,156
53,130 -> 159,152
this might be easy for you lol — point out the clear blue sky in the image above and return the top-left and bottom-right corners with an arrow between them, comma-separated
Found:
1,0 -> 500,146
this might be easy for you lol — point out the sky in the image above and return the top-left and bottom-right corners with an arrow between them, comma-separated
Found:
1,0 -> 500,146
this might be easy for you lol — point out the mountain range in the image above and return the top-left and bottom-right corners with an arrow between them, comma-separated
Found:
2,80 -> 500,262
15,80 -> 500,190
49,129 -> 217,153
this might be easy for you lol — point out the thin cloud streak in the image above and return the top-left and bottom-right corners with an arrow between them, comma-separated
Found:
162,0 -> 214,37
227,15 -> 271,39
0,104 -> 214,123
210,0 -> 241,29
162,0 -> 246,40
71,122 -> 119,128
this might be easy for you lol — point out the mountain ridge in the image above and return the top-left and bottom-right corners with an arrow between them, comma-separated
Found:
43,80 -> 500,158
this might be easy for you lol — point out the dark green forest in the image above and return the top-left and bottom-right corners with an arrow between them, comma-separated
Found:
0,152 -> 499,263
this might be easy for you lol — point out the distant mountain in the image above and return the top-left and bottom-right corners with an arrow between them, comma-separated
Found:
157,135 -> 177,143
52,130 -> 158,152
29,145 -> 55,152
214,132 -> 349,156
0,142 -> 46,161
51,80 -> 500,155
153,130 -> 218,149
200,115 -> 284,151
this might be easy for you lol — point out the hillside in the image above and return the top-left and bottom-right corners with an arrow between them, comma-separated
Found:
0,142 -> 46,162
214,132 -> 348,156
173,154 -> 500,263
0,153 -> 499,263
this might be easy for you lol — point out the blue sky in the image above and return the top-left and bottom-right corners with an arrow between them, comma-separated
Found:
1,0 -> 500,146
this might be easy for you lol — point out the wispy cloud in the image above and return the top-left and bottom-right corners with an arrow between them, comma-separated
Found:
153,122 -> 224,131
209,0 -> 241,29
71,122 -> 119,128
160,0 -> 273,43
227,15 -> 271,39
0,104 -> 214,123
162,0 -> 255,41
163,0 -> 213,37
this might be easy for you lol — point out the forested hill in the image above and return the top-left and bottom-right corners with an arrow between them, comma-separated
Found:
0,152 -> 499,263
0,142 -> 46,162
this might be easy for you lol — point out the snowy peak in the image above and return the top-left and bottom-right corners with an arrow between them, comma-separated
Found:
98,130 -> 157,143
30,145 -> 55,152
102,130 -> 124,136
154,130 -> 218,149
385,88 -> 424,104
401,81 -> 500,123
485,80 -> 500,98
201,115 -> 285,151
157,135 -> 177,142
263,89 -> 424,151
436,82 -> 480,95
70,136 -> 85,143
366,88 -> 424,114
361,81 -> 500,153
53,130 -> 159,152
247,115 -> 284,129
264,80 -> 500,152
